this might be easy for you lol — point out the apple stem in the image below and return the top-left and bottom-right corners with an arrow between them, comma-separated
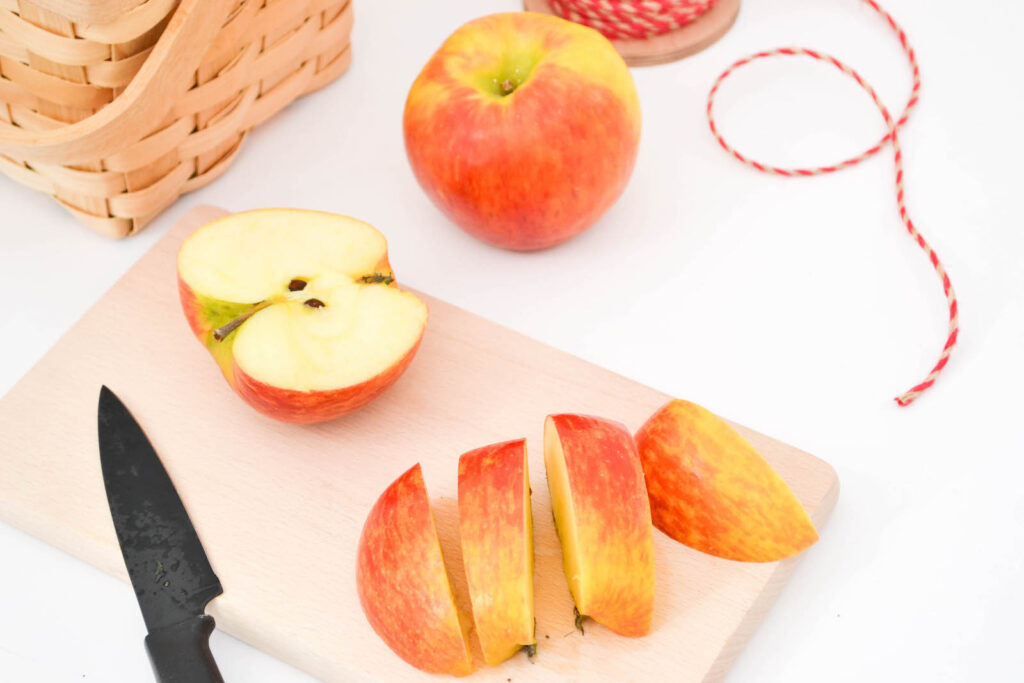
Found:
212,301 -> 270,341
500,79 -> 516,95
358,272 -> 395,285
573,607 -> 586,635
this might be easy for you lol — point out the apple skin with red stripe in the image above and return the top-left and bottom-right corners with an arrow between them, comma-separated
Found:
634,399 -> 818,562
356,464 -> 473,676
457,439 -> 535,666
544,414 -> 655,637
403,12 -> 641,251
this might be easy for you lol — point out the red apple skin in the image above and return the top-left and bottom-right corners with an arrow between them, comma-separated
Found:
403,12 -> 641,251
177,275 -> 426,424
457,439 -> 535,665
547,414 -> 655,637
634,399 -> 818,562
356,464 -> 473,676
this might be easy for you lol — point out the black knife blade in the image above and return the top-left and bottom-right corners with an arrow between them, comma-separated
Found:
98,385 -> 224,683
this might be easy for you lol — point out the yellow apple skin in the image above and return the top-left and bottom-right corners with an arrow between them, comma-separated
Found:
356,464 -> 473,676
635,399 -> 818,562
457,439 -> 535,666
176,209 -> 425,424
403,12 -> 641,251
545,414 -> 655,637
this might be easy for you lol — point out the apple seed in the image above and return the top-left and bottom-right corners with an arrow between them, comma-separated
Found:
304,298 -> 326,309
288,279 -> 307,291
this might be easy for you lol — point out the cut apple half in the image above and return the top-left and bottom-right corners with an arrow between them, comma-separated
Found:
356,464 -> 473,676
457,439 -> 536,666
544,414 -> 655,637
177,209 -> 428,423
635,399 -> 818,562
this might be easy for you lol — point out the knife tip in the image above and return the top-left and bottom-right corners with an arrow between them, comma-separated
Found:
98,385 -> 122,414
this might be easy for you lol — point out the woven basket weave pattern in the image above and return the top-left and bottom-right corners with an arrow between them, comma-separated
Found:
0,0 -> 353,237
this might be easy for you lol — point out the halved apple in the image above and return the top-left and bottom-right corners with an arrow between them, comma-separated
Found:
544,414 -> 655,637
457,439 -> 535,665
177,209 -> 428,423
634,399 -> 818,562
356,464 -> 473,676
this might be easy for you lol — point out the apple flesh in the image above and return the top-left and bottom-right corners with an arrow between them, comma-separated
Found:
635,399 -> 818,562
544,414 -> 655,637
457,439 -> 535,665
177,209 -> 427,423
403,12 -> 641,251
356,464 -> 473,676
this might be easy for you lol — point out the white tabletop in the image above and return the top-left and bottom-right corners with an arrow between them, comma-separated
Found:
2,0 -> 1021,680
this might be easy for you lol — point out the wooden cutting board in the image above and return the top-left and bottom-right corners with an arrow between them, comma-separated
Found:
0,206 -> 838,682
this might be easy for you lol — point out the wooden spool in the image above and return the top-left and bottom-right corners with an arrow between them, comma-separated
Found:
523,0 -> 741,66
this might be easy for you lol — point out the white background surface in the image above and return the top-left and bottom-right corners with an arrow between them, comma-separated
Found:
2,0 -> 1022,680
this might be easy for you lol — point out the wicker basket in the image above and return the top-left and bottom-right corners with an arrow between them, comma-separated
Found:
0,0 -> 353,237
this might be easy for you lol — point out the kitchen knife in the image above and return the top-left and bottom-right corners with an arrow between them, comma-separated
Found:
98,385 -> 224,683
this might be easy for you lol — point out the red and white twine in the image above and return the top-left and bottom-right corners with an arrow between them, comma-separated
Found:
551,0 -> 958,406
548,0 -> 716,40
705,0 -> 957,406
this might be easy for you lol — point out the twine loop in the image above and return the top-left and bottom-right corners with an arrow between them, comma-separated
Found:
706,0 -> 958,406
549,0 -> 958,405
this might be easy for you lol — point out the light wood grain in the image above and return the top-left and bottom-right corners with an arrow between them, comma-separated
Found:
523,0 -> 741,67
0,0 -> 353,236
0,206 -> 838,682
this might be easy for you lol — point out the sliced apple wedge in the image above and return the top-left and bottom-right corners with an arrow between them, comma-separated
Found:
356,464 -> 473,676
544,414 -> 655,637
457,439 -> 535,666
635,399 -> 818,562
177,209 -> 427,423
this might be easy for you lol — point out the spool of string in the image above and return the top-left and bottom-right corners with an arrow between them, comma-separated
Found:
548,0 -> 958,407
548,0 -> 717,40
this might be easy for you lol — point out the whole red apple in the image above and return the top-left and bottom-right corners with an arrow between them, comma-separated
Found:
403,12 -> 641,251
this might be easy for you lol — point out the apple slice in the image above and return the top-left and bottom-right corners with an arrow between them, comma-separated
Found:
177,209 -> 428,423
544,414 -> 655,637
356,464 -> 473,676
635,399 -> 818,562
457,439 -> 535,665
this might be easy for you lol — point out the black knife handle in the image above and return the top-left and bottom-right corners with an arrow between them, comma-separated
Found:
144,615 -> 224,683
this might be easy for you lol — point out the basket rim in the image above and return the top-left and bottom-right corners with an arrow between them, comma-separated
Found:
0,0 -> 236,165
13,0 -> 151,25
